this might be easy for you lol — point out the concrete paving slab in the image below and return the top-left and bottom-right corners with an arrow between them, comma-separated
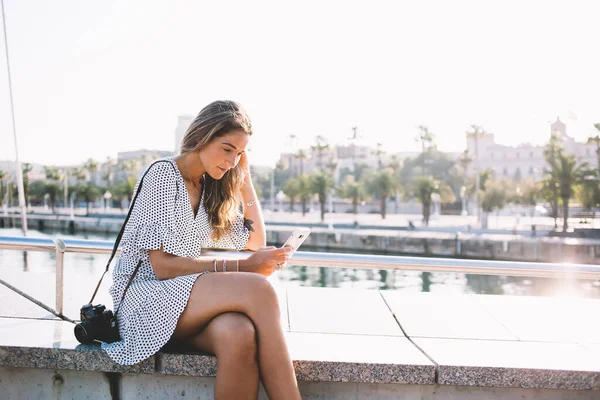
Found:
382,292 -> 517,340
287,287 -> 402,336
0,284 -> 57,319
475,294 -> 600,344
287,332 -> 434,384
414,337 -> 600,390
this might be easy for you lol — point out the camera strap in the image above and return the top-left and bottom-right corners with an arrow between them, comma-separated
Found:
88,159 -> 179,308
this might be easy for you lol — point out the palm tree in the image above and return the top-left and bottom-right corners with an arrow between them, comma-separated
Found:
326,157 -> 338,175
310,172 -> 334,221
586,123 -> 600,176
547,153 -> 586,230
311,136 -> 329,172
366,169 -> 395,219
339,176 -> 365,214
297,174 -> 312,217
576,171 -> 600,220
294,149 -> 308,176
481,180 -> 509,228
0,169 -> 6,207
373,142 -> 385,168
76,184 -> 101,216
22,163 -> 33,208
83,158 -> 98,183
44,166 -> 62,181
415,126 -> 434,176
283,178 -> 301,213
543,132 -> 563,228
409,177 -> 455,226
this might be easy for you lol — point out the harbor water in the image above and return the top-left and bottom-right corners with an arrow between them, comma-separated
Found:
1,228 -> 599,320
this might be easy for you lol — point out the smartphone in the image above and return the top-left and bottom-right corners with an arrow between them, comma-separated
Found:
282,228 -> 311,254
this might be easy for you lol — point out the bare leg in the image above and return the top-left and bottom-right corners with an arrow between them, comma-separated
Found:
172,272 -> 301,400
185,312 -> 259,400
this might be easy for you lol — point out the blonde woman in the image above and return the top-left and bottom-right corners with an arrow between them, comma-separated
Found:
102,100 -> 302,400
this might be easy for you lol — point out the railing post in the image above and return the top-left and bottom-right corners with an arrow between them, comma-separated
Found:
54,239 -> 66,315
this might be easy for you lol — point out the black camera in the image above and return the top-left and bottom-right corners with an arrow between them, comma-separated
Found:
74,303 -> 120,344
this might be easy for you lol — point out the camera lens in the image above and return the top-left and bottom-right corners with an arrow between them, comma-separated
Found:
74,323 -> 91,344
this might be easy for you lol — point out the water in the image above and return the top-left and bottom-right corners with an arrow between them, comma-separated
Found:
1,228 -> 599,320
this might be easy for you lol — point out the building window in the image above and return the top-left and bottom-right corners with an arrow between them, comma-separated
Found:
490,153 -> 494,159
529,166 -> 534,175
503,167 -> 508,176
516,152 -> 520,159
529,151 -> 533,158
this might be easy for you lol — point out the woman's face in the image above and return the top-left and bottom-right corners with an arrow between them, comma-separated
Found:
199,129 -> 250,180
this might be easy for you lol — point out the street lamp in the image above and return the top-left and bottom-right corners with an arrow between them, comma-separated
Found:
276,190 -> 285,212
460,186 -> 468,216
103,191 -> 112,213
69,191 -> 76,220
431,191 -> 441,218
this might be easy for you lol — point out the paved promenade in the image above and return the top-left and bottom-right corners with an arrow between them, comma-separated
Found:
1,280 -> 599,399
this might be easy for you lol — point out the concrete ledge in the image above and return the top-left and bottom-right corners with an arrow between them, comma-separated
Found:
156,351 -> 218,377
437,365 -> 600,391
0,344 -> 155,374
2,319 -> 599,390
2,287 -> 600,393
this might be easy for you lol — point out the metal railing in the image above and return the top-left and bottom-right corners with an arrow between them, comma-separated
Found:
1,235 -> 600,315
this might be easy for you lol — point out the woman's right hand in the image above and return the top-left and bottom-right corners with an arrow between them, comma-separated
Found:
241,246 -> 293,276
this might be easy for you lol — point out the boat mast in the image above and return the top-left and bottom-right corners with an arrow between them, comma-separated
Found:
1,0 -> 27,235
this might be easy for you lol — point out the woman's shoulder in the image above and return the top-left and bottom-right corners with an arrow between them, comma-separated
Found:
143,157 -> 179,179
136,158 -> 180,192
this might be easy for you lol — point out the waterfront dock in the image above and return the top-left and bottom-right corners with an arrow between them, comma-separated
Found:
0,235 -> 599,399
1,281 -> 599,399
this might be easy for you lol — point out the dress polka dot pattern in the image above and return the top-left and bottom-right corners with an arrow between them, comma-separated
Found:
101,158 -> 250,365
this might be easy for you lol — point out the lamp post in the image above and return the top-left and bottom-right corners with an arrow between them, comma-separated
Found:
103,191 -> 112,213
460,186 -> 468,216
431,192 -> 441,218
276,190 -> 285,212
69,191 -> 76,220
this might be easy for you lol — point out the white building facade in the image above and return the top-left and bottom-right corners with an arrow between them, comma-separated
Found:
174,115 -> 195,155
466,118 -> 598,181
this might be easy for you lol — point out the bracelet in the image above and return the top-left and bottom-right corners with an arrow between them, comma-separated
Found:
245,199 -> 256,207
236,259 -> 239,272
213,258 -> 217,273
223,259 -> 227,272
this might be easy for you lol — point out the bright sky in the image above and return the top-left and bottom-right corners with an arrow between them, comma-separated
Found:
0,0 -> 599,168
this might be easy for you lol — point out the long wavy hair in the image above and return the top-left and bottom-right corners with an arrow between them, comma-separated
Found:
179,100 -> 252,241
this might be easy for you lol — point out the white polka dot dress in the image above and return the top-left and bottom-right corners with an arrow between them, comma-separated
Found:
101,158 -> 250,365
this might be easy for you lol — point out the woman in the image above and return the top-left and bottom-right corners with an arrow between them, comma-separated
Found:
102,100 -> 302,400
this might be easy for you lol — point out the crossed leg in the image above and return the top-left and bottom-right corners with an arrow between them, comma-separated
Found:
171,272 -> 301,400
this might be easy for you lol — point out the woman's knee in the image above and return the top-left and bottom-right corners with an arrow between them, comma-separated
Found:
211,313 -> 257,362
244,273 -> 280,312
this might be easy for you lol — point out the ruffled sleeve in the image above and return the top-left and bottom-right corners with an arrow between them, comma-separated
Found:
129,161 -> 186,257
205,212 -> 250,250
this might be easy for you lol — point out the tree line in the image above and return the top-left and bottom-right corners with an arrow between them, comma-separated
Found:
1,123 -> 599,229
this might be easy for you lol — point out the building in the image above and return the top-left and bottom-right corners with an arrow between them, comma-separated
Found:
117,149 -> 173,163
174,115 -> 194,155
466,117 -> 597,181
278,139 -> 418,184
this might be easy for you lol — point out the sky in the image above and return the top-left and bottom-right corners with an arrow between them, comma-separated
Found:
0,0 -> 599,168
